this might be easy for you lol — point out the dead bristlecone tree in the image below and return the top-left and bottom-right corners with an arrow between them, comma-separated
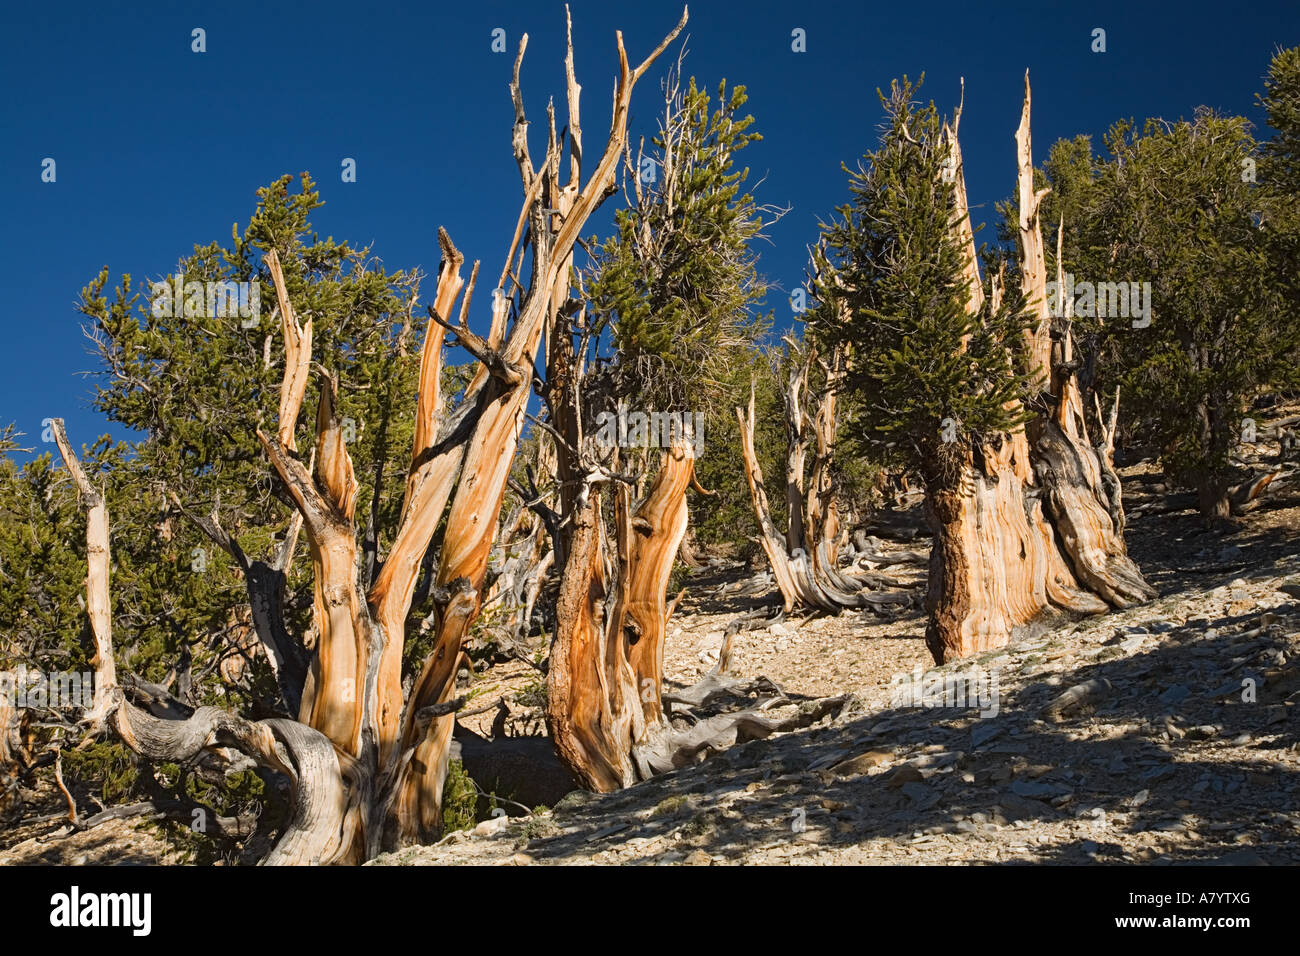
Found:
736,333 -> 913,614
812,74 -> 1154,664
51,8 -> 690,863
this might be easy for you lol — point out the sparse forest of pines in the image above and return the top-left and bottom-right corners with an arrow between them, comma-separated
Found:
2,10 -> 1297,866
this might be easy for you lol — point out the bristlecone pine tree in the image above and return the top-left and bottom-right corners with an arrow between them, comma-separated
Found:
1032,51 -> 1300,524
540,63 -> 843,792
812,74 -> 1155,663
50,8 -> 692,864
736,327 -> 912,614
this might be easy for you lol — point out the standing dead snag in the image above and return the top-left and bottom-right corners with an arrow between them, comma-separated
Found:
923,73 -> 1154,663
534,17 -> 695,789
51,8 -> 690,864
388,6 -> 692,845
1015,77 -> 1153,611
736,337 -> 912,614
54,419 -> 355,865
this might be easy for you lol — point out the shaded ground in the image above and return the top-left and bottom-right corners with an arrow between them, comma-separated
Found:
5,417 -> 1297,866
371,463 -> 1300,866
0,804 -> 186,865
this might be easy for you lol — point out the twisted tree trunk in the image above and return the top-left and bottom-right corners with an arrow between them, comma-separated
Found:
736,346 -> 911,614
547,440 -> 845,790
545,372 -> 854,789
0,659 -> 20,812
52,8 -> 688,863
546,450 -> 691,791
924,73 -> 1155,663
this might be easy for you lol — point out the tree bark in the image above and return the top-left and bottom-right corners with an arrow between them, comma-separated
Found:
388,8 -> 689,844
54,418 -> 361,864
546,442 -> 844,789
48,8 -> 691,863
924,72 -> 1155,663
0,667 -> 19,812
736,354 -> 911,614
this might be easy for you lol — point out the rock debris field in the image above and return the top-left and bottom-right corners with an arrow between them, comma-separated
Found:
373,470 -> 1300,867
3,466 -> 1295,867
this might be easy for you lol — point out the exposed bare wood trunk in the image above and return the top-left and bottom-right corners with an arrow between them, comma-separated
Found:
49,7 -> 690,864
736,354 -> 910,614
260,370 -> 372,758
541,360 -> 699,788
1018,77 -> 1155,613
0,667 -> 19,811
53,419 -> 360,864
1229,469 -> 1280,515
546,483 -> 633,790
923,435 -> 1096,661
623,447 -> 695,725
389,6 -> 689,845
677,532 -> 706,569
521,549 -> 554,638
390,350 -> 546,843
945,79 -> 986,334
923,73 -> 1154,663
367,239 -> 466,766
547,442 -> 845,789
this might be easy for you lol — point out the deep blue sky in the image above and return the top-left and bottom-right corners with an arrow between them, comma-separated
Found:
3,0 -> 1298,458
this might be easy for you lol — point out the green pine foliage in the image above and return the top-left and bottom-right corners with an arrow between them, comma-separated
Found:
7,46 -> 1300,847
690,345 -> 788,554
1093,111 -> 1287,513
1021,84 -> 1297,517
992,47 -> 1300,521
581,74 -> 781,554
586,78 -> 772,414
2,174 -> 470,840
1259,46 -> 1300,394
0,435 -> 96,681
812,78 -> 1036,483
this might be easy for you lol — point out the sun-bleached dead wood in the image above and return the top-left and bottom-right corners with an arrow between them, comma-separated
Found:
168,487 -> 309,718
1043,677 -> 1113,722
946,78 -> 986,336
922,73 -> 1154,663
541,313 -> 844,787
54,419 -> 355,865
0,660 -> 20,811
66,798 -> 260,841
736,233 -> 916,616
548,465 -> 850,791
484,437 -> 559,648
50,8 -> 688,864
736,356 -> 913,614
678,532 -> 707,569
545,387 -> 864,791
1228,469 -> 1282,515
647,690 -> 849,771
538,26 -> 835,794
850,534 -> 929,569
545,441 -> 693,790
1223,409 -> 1297,513
393,9 -> 692,844
1022,99 -> 1155,610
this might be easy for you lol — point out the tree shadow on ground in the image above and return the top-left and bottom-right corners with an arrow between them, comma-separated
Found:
2,828 -> 172,865
511,491 -> 1300,865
